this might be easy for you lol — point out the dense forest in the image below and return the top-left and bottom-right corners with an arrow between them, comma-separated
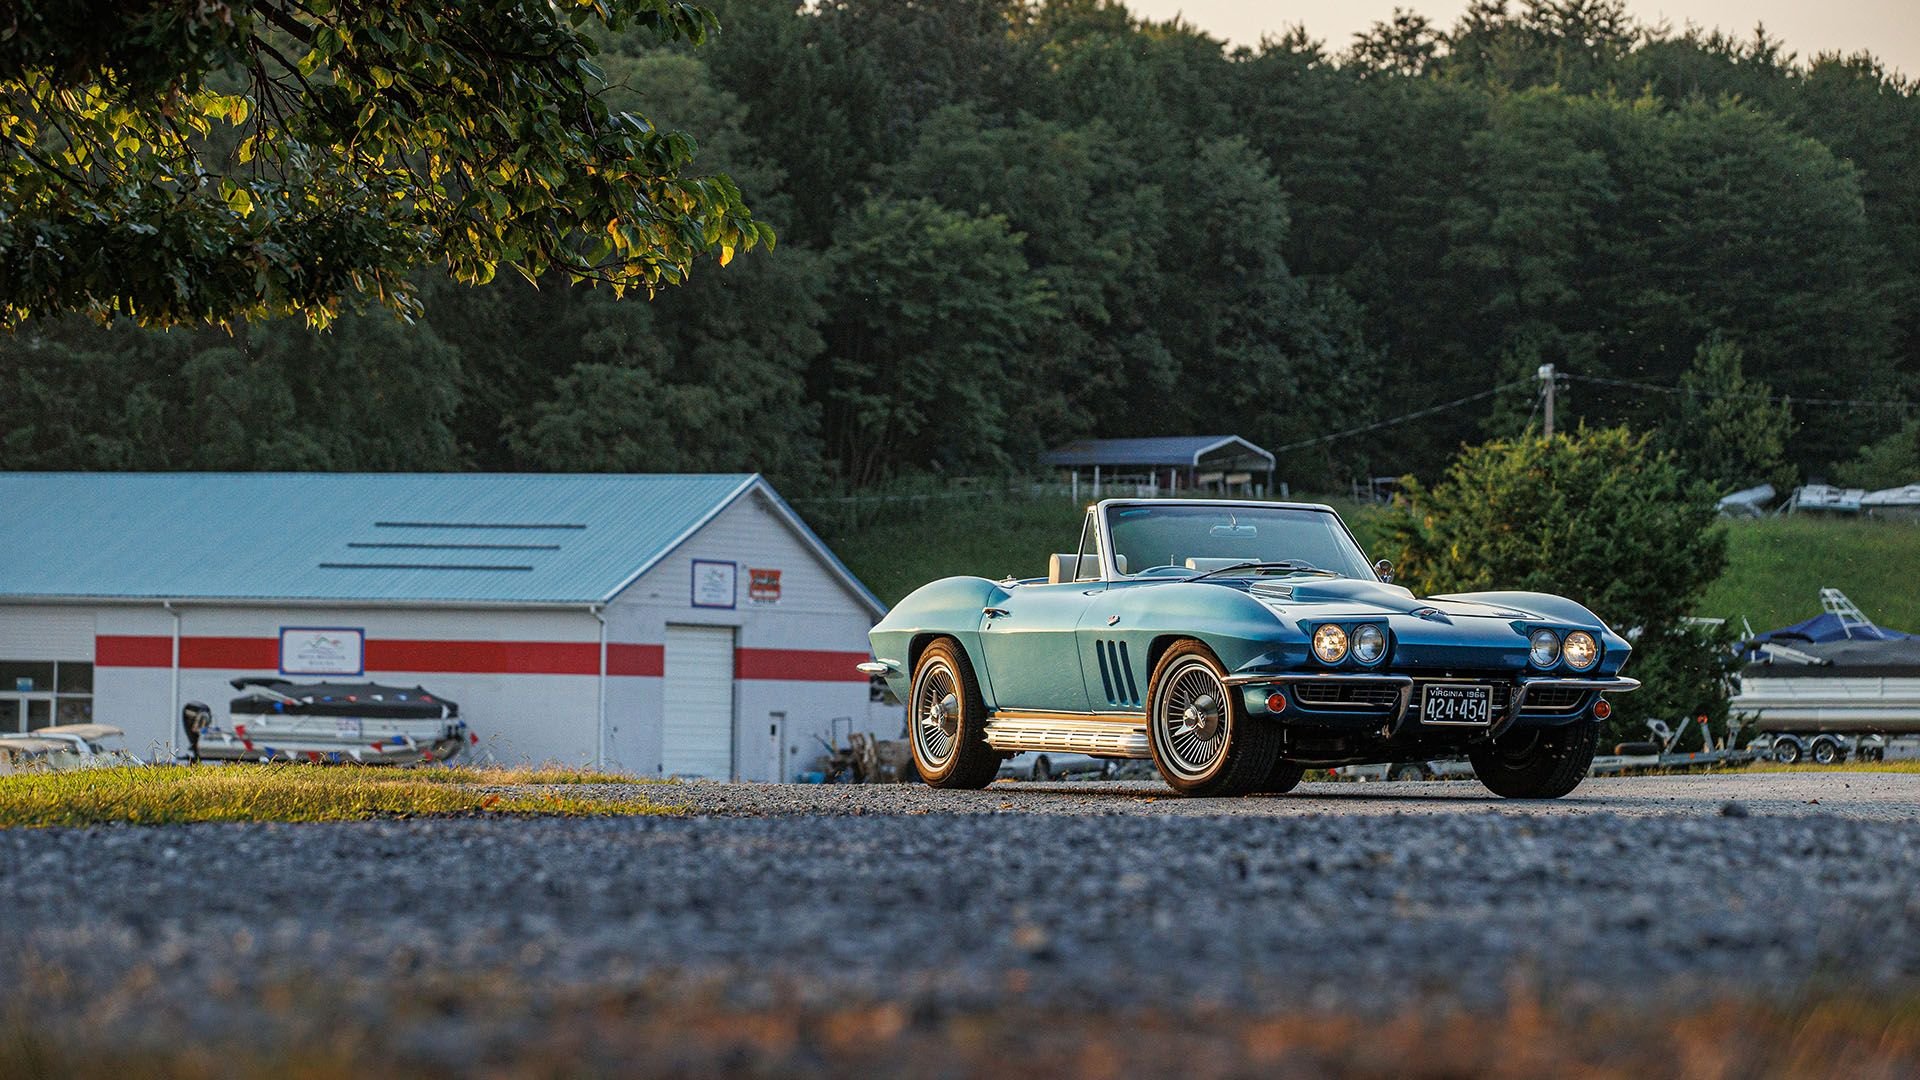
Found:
4,0 -> 1917,497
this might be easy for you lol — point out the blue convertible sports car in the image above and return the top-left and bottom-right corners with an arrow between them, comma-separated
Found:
860,499 -> 1639,799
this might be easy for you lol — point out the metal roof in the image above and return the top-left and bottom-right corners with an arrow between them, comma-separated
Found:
0,473 -> 884,613
1040,435 -> 1275,468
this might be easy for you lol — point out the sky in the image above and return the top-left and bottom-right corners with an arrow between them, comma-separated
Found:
1124,1 -> 1917,77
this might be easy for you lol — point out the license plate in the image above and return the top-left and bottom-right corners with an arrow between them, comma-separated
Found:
336,717 -> 362,738
1421,683 -> 1492,726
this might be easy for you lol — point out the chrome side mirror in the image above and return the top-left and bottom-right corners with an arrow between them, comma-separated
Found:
1373,559 -> 1394,584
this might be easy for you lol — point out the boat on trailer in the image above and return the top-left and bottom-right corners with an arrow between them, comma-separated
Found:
197,678 -> 474,765
1732,590 -> 1920,762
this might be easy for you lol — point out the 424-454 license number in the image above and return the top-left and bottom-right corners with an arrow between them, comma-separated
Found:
1421,683 -> 1493,725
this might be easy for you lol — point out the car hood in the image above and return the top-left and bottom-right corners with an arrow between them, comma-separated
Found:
1235,577 -> 1545,621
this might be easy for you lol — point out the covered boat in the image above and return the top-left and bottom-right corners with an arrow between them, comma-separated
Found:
198,677 -> 474,765
1732,591 -> 1920,734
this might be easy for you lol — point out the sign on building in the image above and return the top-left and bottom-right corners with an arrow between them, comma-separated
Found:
279,627 -> 364,676
691,560 -> 737,609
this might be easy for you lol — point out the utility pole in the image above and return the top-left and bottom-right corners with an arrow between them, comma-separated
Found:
1537,363 -> 1556,438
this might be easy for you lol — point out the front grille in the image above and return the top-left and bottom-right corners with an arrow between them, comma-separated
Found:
1292,682 -> 1400,709
1523,686 -> 1590,713
1287,680 -> 1590,717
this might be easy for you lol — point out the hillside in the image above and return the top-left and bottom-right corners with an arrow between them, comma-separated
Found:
1698,517 -> 1920,632
825,499 -> 1920,635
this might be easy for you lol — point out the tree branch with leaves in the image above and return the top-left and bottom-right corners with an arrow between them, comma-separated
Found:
0,0 -> 773,328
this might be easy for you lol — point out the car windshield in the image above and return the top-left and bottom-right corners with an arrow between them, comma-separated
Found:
1103,504 -> 1374,579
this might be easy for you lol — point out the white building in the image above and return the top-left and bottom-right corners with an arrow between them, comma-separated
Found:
0,473 -> 893,778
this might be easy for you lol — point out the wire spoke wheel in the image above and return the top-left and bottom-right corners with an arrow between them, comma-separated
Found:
912,659 -> 961,769
1155,658 -> 1229,780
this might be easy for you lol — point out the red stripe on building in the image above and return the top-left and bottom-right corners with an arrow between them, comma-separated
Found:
366,639 -> 600,675
608,643 -> 664,677
181,636 -> 280,669
735,647 -> 872,682
97,636 -> 872,682
98,634 -> 598,675
94,634 -> 174,667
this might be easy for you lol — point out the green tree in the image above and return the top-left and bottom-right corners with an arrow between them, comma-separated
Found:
884,107 -> 1172,452
1347,9 -> 1441,78
1,0 -> 770,328
1434,90 -> 1895,468
0,310 -> 464,469
0,330 -> 180,469
818,196 -> 1052,486
506,251 -> 827,482
1143,136 -> 1380,463
1664,337 -> 1797,496
1835,419 -> 1920,491
1438,0 -> 1640,92
1377,426 -> 1732,739
425,46 -> 827,480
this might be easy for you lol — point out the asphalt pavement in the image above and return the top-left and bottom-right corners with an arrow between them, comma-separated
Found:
5,772 -> 1920,1074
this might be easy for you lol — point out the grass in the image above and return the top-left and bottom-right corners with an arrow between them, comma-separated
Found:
401,764 -> 634,785
0,765 -> 678,828
826,492 -> 1920,630
822,494 -> 1089,605
1745,760 -> 1920,774
1698,515 -> 1920,630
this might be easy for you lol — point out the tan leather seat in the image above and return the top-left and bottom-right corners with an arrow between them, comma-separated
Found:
1048,553 -> 1084,584
1048,553 -> 1126,583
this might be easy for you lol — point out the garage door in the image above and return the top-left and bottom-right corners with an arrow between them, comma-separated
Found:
662,624 -> 735,778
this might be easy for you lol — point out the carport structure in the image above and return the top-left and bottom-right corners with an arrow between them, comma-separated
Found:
1041,435 -> 1277,499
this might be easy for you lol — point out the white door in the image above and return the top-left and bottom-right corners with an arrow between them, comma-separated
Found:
662,625 -> 736,778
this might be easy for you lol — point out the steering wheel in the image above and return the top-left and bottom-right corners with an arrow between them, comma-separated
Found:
1132,565 -> 1193,578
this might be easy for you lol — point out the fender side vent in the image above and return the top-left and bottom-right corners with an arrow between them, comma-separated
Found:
1093,640 -> 1139,707
1095,641 -> 1117,704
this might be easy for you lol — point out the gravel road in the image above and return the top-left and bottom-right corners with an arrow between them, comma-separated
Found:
7,773 -> 1920,1073
655,771 -> 1920,822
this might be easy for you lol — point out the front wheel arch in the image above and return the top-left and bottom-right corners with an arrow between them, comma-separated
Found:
907,636 -> 999,789
1145,639 -> 1281,797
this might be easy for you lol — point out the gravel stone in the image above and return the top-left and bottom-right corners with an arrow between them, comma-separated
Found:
4,773 -> 1920,1069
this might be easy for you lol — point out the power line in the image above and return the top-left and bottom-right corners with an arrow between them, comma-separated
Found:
1563,372 -> 1916,411
1270,380 -> 1531,453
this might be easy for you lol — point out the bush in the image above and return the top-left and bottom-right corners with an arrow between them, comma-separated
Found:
1377,426 -> 1732,742
1835,418 -> 1920,491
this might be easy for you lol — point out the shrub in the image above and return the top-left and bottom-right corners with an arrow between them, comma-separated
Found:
1377,426 -> 1732,741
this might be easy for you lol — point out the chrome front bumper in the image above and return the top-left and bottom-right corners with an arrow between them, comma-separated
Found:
1224,672 -> 1641,738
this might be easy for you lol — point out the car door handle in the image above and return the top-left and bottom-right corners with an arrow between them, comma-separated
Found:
983,607 -> 1010,618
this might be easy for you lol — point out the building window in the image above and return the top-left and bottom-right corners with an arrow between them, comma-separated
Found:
0,660 -> 92,732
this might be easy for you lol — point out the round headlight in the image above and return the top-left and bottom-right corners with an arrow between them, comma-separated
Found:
1313,624 -> 1349,663
1353,624 -> 1386,664
1528,629 -> 1562,667
1563,630 -> 1599,670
